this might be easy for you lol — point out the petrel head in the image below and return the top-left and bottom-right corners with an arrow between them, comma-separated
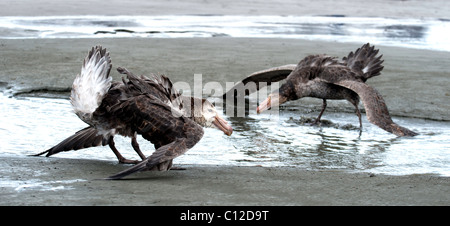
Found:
187,97 -> 232,136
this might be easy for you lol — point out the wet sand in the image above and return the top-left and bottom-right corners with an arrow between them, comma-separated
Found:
1,156 -> 449,206
1,0 -> 450,206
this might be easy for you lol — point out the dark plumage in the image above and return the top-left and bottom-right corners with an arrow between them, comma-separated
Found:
33,47 -> 146,164
34,46 -> 232,179
224,43 -> 417,137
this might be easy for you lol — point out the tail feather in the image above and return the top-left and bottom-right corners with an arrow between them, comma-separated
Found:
32,127 -> 107,157
343,43 -> 384,82
71,46 -> 112,124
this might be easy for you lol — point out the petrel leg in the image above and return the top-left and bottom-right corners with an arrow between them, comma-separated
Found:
350,102 -> 363,136
350,101 -> 363,131
131,133 -> 146,161
356,107 -> 363,136
355,107 -> 362,130
311,99 -> 327,125
108,137 -> 140,164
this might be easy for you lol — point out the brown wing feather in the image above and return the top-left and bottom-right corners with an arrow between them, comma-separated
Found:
117,67 -> 183,111
106,95 -> 204,179
32,126 -> 107,157
317,66 -> 417,136
107,137 -> 190,180
335,80 -> 416,136
342,43 -> 384,81
223,64 -> 297,99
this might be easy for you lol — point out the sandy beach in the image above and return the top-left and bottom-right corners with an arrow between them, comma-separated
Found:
1,0 -> 449,206
1,156 -> 449,206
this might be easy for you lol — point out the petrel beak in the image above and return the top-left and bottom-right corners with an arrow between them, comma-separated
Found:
257,96 -> 271,114
257,93 -> 285,114
212,115 -> 233,136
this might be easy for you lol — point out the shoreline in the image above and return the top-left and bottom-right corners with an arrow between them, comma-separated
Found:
1,0 -> 449,19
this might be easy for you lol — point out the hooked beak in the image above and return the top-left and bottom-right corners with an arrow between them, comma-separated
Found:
212,115 -> 233,136
257,93 -> 285,114
257,96 -> 271,114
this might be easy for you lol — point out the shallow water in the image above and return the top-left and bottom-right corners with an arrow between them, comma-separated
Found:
1,93 -> 448,177
0,15 -> 449,52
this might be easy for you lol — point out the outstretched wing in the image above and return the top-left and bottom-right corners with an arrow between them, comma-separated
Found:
32,126 -> 108,157
106,95 -> 204,179
318,66 -> 417,137
222,64 -> 297,99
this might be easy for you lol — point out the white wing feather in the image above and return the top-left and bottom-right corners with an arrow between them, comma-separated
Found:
70,46 -> 112,123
